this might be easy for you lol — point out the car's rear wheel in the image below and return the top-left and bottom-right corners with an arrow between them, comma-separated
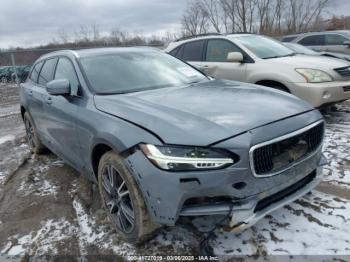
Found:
23,112 -> 46,154
98,151 -> 159,243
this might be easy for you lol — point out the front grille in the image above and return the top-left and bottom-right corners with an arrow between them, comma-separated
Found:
334,66 -> 350,77
252,122 -> 324,176
254,170 -> 316,213
343,86 -> 350,92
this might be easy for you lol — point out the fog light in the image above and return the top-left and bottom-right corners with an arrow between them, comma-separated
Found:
322,91 -> 331,99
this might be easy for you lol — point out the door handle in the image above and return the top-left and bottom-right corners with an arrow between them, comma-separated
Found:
46,96 -> 52,105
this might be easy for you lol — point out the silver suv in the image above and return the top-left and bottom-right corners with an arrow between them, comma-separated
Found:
282,30 -> 350,54
165,33 -> 350,107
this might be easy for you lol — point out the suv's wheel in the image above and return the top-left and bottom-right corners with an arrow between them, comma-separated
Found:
98,151 -> 159,243
23,112 -> 46,154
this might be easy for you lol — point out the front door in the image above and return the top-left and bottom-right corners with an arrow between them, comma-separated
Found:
201,39 -> 247,82
42,57 -> 82,168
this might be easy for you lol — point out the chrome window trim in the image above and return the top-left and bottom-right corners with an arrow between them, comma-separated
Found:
249,119 -> 324,178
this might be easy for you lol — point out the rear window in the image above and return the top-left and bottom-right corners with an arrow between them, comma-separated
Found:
29,61 -> 44,83
182,40 -> 205,61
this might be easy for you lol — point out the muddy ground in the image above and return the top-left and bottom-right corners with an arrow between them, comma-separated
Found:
0,83 -> 349,260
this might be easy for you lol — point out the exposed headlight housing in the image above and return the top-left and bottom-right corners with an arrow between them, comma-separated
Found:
295,68 -> 333,83
140,144 -> 236,171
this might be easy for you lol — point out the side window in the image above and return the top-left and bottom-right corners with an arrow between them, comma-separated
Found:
206,39 -> 241,62
169,46 -> 181,57
182,40 -> 205,61
299,35 -> 325,46
282,36 -> 297,42
29,61 -> 43,83
38,58 -> 57,86
325,34 -> 348,45
54,57 -> 80,96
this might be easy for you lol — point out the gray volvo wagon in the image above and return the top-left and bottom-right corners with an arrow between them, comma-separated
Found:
20,48 -> 326,243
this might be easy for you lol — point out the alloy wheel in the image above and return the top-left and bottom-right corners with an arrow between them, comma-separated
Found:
24,118 -> 36,149
101,164 -> 135,234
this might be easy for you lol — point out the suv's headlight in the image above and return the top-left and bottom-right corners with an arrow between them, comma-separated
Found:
295,68 -> 333,83
140,144 -> 236,171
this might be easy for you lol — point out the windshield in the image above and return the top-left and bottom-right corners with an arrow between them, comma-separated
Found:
284,43 -> 318,55
234,35 -> 295,59
80,51 -> 208,94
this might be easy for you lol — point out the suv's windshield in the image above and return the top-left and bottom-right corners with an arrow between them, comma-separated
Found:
234,35 -> 295,59
80,51 -> 208,94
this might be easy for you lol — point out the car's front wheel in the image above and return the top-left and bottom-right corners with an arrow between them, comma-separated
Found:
24,112 -> 46,154
98,151 -> 159,243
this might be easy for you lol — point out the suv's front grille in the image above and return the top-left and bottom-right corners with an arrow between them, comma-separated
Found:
343,86 -> 350,92
334,66 -> 350,77
251,121 -> 324,176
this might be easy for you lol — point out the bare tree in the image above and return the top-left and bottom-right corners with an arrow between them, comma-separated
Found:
220,0 -> 237,33
57,28 -> 70,43
91,24 -> 100,42
286,0 -> 330,33
181,0 -> 210,36
199,0 -> 222,33
235,0 -> 257,32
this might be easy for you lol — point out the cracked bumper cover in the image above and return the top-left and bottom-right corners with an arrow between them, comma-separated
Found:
125,111 -> 325,227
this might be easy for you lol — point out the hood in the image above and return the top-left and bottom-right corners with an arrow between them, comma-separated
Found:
94,80 -> 313,146
320,52 -> 350,62
269,54 -> 350,69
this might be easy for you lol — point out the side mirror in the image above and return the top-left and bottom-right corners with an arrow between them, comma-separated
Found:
46,79 -> 70,96
227,52 -> 244,63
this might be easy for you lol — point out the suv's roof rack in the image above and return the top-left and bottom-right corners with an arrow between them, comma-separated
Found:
175,33 -> 222,42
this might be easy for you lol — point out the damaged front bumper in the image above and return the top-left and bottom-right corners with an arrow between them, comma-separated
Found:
227,155 -> 326,232
126,111 -> 325,229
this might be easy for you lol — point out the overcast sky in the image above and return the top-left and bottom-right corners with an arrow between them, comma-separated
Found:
0,0 -> 349,49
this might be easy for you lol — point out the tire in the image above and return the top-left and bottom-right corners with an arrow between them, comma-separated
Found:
23,112 -> 46,154
98,151 -> 159,243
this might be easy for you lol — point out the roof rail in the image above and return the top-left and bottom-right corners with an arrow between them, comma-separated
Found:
175,33 -> 222,42
226,32 -> 255,35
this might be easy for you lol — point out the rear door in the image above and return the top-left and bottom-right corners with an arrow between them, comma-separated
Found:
25,61 -> 46,138
42,56 -> 82,168
173,40 -> 206,72
203,39 -> 247,81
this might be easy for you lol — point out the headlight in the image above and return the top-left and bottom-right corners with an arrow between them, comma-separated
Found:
295,68 -> 333,83
140,144 -> 235,171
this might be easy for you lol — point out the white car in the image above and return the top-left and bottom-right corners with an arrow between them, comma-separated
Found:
165,33 -> 350,107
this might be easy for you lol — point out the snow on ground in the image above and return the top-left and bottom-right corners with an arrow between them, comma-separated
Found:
323,105 -> 350,189
0,135 -> 15,145
1,219 -> 74,256
0,104 -> 20,118
201,191 -> 350,255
